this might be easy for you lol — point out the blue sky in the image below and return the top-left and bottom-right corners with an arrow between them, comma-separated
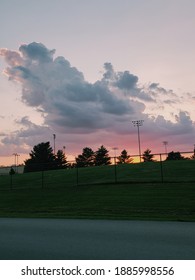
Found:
0,0 -> 195,165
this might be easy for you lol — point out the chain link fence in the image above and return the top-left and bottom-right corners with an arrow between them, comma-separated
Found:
0,151 -> 195,190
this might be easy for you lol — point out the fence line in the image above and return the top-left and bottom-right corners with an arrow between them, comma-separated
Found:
0,150 -> 195,190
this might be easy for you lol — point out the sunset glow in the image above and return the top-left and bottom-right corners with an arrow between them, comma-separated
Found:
1,0 -> 195,166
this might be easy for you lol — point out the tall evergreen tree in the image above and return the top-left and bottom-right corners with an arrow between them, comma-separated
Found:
117,149 -> 133,164
24,142 -> 56,172
142,149 -> 154,162
76,147 -> 95,167
94,145 -> 111,166
55,149 -> 69,169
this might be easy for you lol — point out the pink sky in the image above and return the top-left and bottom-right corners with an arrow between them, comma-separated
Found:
1,1 -> 195,166
0,42 -> 194,166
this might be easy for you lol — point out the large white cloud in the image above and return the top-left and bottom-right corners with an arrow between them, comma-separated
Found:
0,42 -> 195,157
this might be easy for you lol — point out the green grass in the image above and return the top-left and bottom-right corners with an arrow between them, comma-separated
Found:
0,160 -> 195,221
0,182 -> 194,221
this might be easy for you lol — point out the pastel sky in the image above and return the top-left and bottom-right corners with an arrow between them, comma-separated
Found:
1,0 -> 195,165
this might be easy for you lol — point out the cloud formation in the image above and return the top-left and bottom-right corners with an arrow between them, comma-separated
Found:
0,42 -> 195,157
1,42 -> 141,133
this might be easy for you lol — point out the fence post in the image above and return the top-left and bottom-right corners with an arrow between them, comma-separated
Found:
160,154 -> 164,183
76,166 -> 79,187
10,174 -> 13,190
41,170 -> 44,189
114,157 -> 117,183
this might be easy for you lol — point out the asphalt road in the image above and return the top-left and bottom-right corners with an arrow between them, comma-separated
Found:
0,218 -> 195,260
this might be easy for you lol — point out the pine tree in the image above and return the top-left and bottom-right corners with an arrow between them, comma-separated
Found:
117,149 -> 133,164
142,149 -> 154,162
94,145 -> 111,166
55,149 -> 69,169
24,142 -> 56,172
76,147 -> 95,167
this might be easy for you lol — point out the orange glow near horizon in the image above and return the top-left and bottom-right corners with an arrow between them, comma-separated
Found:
0,154 -> 28,167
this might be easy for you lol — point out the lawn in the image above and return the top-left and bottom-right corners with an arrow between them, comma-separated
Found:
0,160 -> 195,221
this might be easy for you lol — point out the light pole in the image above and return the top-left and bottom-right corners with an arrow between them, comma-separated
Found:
13,153 -> 17,172
132,120 -> 144,163
112,147 -> 118,165
53,134 -> 56,155
63,146 -> 66,155
16,154 -> 20,173
163,141 -> 168,156
13,153 -> 20,173
112,147 -> 118,183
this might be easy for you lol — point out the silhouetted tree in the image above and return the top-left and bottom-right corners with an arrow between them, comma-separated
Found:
117,149 -> 133,164
190,147 -> 195,160
166,151 -> 185,161
9,167 -> 16,175
94,145 -> 111,166
76,147 -> 95,167
142,149 -> 154,162
24,142 -> 56,173
55,149 -> 69,169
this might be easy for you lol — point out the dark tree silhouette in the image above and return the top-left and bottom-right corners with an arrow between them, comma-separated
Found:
190,147 -> 195,160
117,149 -> 133,164
166,151 -> 185,161
55,149 -> 69,169
9,167 -> 16,175
24,142 -> 56,172
142,149 -> 154,162
94,145 -> 111,166
76,147 -> 95,167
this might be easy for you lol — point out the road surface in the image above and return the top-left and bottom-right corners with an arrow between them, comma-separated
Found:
0,218 -> 195,259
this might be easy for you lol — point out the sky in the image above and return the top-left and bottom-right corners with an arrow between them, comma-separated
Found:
0,0 -> 195,165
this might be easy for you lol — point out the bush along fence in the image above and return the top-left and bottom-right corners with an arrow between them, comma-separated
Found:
0,151 -> 195,190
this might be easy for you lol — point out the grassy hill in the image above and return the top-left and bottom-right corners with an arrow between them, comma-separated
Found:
0,160 -> 195,221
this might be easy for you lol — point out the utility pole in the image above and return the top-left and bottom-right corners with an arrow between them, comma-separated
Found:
132,120 -> 144,163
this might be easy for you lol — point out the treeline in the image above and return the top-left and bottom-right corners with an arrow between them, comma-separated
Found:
24,142 -> 68,173
23,142 -> 133,173
75,146 -> 134,167
23,142 -> 195,173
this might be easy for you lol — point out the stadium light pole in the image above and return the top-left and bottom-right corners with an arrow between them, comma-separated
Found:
53,134 -> 56,155
63,146 -> 66,154
112,147 -> 118,183
13,153 -> 20,173
132,120 -> 144,163
112,147 -> 118,165
16,154 -> 20,173
163,141 -> 168,156
13,153 -> 17,172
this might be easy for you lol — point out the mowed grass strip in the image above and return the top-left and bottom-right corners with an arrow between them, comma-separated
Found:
1,160 -> 195,191
0,160 -> 195,221
0,182 -> 194,221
